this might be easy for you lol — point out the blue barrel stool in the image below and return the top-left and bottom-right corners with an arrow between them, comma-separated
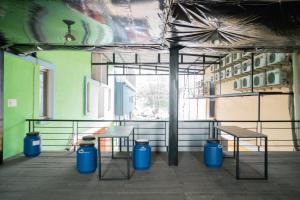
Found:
133,139 -> 151,170
204,139 -> 223,168
24,132 -> 41,157
77,136 -> 97,174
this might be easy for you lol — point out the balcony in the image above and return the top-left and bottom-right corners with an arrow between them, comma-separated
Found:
0,119 -> 299,199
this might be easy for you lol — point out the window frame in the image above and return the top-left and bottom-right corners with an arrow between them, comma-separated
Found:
39,69 -> 48,118
39,65 -> 54,119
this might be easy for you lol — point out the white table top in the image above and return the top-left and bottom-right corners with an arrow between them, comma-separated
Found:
215,126 -> 267,138
96,126 -> 134,138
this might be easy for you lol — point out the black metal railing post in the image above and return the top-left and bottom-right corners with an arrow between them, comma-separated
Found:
72,121 -> 75,152
164,121 -> 167,151
32,120 -> 35,132
212,121 -> 216,139
28,120 -> 31,132
75,121 -> 79,151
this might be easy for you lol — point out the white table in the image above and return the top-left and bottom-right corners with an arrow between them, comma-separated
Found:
96,126 -> 134,180
215,126 -> 268,180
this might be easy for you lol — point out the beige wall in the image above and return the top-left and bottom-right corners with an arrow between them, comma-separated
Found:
216,96 -> 258,120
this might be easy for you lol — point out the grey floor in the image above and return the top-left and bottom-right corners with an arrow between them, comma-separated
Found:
0,151 -> 300,200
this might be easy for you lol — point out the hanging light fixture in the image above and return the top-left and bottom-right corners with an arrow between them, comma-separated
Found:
63,19 -> 76,42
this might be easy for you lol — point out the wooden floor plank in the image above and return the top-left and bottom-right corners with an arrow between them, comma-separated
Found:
0,152 -> 300,200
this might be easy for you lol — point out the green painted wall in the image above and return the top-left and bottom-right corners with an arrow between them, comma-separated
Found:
3,51 -> 91,159
3,53 -> 39,159
37,51 -> 91,119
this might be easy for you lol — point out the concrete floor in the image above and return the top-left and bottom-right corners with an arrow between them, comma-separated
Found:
0,151 -> 300,200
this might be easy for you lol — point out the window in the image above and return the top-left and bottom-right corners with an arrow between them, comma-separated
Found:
86,82 -> 91,113
39,70 -> 48,117
39,66 -> 54,119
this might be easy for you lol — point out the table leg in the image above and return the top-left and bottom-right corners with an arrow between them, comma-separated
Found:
127,137 -> 130,179
112,138 -> 114,159
236,137 -> 240,180
233,137 -> 236,159
119,138 -> 122,152
132,129 -> 135,148
265,137 -> 268,180
98,138 -> 102,180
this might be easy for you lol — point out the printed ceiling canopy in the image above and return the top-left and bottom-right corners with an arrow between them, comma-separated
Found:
0,0 -> 300,53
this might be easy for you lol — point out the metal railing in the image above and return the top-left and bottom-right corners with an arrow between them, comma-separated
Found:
26,119 -> 300,152
26,119 -> 168,152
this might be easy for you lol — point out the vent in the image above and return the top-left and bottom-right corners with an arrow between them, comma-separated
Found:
253,73 -> 266,87
220,70 -> 225,80
241,76 -> 252,88
254,54 -> 267,69
225,67 -> 232,78
267,53 -> 286,66
266,68 -> 288,86
233,63 -> 241,75
254,76 -> 260,85
233,79 -> 241,89
269,53 -> 276,63
242,60 -> 251,73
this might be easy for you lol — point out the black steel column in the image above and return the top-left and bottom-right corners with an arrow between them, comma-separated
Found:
264,137 -> 268,179
251,53 -> 254,93
236,137 -> 240,179
258,93 -> 261,121
168,47 -> 179,166
0,50 -> 3,165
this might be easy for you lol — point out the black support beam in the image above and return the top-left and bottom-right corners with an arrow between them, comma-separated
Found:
169,47 -> 179,166
92,61 -> 219,66
251,53 -> 254,93
92,53 -> 220,66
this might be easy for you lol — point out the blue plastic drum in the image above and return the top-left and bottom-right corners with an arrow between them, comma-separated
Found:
204,139 -> 223,168
76,143 -> 97,174
133,139 -> 151,170
24,132 -> 41,157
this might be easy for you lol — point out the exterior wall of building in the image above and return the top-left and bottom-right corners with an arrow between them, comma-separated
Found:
115,81 -> 135,119
3,51 -> 92,159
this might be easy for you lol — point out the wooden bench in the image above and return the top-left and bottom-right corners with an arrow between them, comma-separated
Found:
215,126 -> 268,180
